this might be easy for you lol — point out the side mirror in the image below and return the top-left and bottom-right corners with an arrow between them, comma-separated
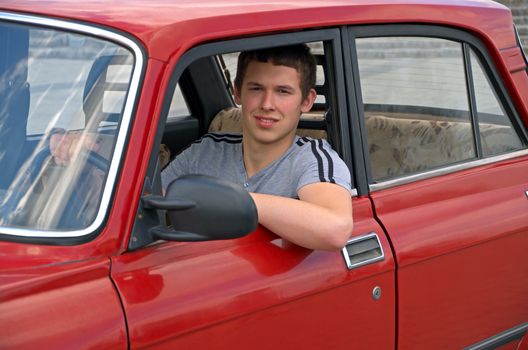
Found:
141,175 -> 258,242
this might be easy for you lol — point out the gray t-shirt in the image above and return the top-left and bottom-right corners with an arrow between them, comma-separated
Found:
161,133 -> 352,198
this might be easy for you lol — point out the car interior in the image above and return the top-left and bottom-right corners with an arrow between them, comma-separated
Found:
160,42 -> 525,184
160,44 -> 333,169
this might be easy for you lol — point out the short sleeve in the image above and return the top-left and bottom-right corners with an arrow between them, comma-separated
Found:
296,139 -> 353,195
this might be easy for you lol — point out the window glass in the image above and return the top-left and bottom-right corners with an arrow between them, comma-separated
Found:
356,37 -> 476,181
469,50 -> 524,156
0,21 -> 134,231
167,84 -> 190,121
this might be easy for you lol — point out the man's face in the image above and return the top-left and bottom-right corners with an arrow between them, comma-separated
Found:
235,60 -> 316,146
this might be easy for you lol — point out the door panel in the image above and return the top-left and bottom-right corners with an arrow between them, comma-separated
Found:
370,157 -> 528,349
145,273 -> 394,350
347,24 -> 528,349
111,197 -> 396,349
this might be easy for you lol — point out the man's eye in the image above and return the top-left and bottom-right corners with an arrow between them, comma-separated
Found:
248,86 -> 262,91
278,89 -> 292,94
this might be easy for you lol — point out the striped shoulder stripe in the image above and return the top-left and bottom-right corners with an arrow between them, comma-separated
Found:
309,140 -> 326,182
316,139 -> 335,184
304,138 -> 336,184
194,133 -> 243,144
296,136 -> 311,146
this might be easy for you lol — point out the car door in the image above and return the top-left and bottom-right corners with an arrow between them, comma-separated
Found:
110,30 -> 396,349
347,25 -> 528,349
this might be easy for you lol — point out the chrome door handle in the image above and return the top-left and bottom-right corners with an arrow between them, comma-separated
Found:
342,232 -> 384,270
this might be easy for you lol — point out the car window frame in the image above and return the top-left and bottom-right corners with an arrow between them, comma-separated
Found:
130,28 -> 357,250
0,12 -> 146,244
345,24 -> 528,191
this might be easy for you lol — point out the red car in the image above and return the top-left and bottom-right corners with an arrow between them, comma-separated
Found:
0,0 -> 527,349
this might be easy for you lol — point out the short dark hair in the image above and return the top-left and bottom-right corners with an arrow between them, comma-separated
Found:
234,44 -> 316,99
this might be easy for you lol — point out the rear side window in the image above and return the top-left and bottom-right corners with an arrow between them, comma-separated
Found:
469,50 -> 523,156
355,36 -> 525,182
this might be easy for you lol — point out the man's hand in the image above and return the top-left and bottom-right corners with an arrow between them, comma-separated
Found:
250,183 -> 353,251
49,132 -> 99,165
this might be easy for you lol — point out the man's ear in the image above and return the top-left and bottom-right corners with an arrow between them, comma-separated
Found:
301,88 -> 317,113
234,86 -> 242,105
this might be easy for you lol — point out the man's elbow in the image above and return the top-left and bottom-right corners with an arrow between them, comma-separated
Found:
324,216 -> 354,251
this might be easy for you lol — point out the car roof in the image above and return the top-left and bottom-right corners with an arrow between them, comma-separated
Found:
0,0 -> 515,60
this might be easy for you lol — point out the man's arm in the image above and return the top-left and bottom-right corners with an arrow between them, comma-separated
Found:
250,182 -> 353,251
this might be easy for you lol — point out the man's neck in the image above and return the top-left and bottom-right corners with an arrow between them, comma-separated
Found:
243,134 -> 295,178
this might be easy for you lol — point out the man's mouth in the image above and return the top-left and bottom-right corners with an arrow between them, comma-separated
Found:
254,116 -> 278,128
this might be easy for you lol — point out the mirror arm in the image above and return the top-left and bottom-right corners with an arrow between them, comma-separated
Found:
149,226 -> 212,242
141,194 -> 195,210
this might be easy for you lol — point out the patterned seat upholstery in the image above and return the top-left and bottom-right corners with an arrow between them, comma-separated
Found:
365,114 -> 522,181
365,115 -> 475,180
207,107 -> 523,181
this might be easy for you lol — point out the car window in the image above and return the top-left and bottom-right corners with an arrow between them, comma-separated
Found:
0,21 -> 136,232
156,36 -> 354,196
167,84 -> 190,121
355,36 -> 525,182
469,49 -> 524,156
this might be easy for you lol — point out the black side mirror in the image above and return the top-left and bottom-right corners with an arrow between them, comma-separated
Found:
141,174 -> 258,242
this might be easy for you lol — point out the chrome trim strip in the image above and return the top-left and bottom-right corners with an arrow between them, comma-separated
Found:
342,232 -> 385,270
370,149 -> 528,192
464,322 -> 528,350
0,12 -> 144,238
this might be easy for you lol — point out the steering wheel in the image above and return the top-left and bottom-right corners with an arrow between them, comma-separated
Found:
0,145 -> 109,228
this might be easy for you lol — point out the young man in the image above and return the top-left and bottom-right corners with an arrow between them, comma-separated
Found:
52,44 -> 353,251
161,44 -> 353,251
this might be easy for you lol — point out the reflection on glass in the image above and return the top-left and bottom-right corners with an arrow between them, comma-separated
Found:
0,22 -> 134,231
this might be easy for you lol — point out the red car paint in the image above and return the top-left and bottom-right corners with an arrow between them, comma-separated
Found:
0,0 -> 526,349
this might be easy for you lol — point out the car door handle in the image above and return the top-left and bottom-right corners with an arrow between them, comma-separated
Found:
342,232 -> 385,270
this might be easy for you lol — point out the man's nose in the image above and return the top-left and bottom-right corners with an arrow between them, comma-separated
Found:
260,89 -> 275,110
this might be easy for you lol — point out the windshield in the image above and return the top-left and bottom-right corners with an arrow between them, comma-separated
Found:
0,19 -> 136,234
